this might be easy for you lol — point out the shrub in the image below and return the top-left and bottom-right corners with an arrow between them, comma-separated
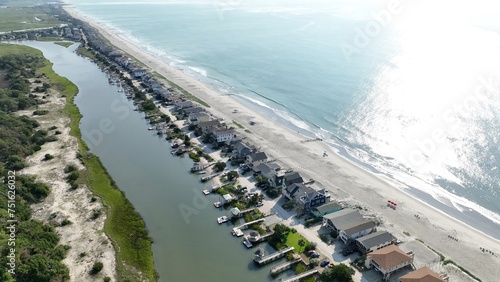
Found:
61,219 -> 72,226
90,262 -> 103,275
91,210 -> 102,220
66,171 -> 79,182
64,165 -> 77,173
33,109 -> 49,115
43,154 -> 54,161
49,126 -> 57,130
103,277 -> 111,282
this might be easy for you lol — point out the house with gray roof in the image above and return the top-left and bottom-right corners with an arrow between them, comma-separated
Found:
174,100 -> 194,110
188,112 -> 211,125
355,231 -> 395,254
198,120 -> 221,132
311,201 -> 343,217
282,171 -> 304,192
246,152 -> 269,168
322,208 -> 375,243
253,162 -> 280,176
231,140 -> 256,158
183,106 -> 205,115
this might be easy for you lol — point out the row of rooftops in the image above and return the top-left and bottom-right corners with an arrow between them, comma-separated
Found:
76,20 -> 446,282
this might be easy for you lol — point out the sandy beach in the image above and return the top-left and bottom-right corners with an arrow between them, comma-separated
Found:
65,6 -> 500,282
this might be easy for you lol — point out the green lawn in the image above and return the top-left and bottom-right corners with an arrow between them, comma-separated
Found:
53,41 -> 74,48
0,3 -> 62,32
286,231 -> 308,252
0,43 -> 42,56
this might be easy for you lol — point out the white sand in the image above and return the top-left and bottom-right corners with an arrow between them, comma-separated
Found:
20,78 -> 116,280
66,7 -> 500,282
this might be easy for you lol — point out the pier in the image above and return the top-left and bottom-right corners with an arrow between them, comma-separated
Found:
235,218 -> 265,230
253,247 -> 294,265
278,269 -> 318,282
270,258 -> 301,275
191,162 -> 215,172
201,172 -> 220,182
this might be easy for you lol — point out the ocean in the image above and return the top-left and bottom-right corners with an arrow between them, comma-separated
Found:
65,0 -> 500,237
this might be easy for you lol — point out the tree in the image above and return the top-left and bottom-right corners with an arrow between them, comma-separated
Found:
227,170 -> 239,181
298,239 -> 306,252
319,264 -> 355,282
214,161 -> 226,172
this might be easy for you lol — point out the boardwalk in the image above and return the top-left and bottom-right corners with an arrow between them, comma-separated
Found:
278,269 -> 318,282
254,247 -> 294,265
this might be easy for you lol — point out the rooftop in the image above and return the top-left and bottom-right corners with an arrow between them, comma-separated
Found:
356,231 -> 394,249
368,245 -> 413,270
399,266 -> 444,282
312,202 -> 342,214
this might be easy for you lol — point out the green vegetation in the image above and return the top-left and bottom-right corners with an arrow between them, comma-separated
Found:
214,161 -> 226,172
0,44 -> 155,281
0,49 -> 68,282
0,3 -> 63,32
76,46 -> 96,60
90,261 -> 104,275
37,36 -> 62,42
232,120 -> 244,129
51,49 -> 156,281
319,264 -> 355,282
53,41 -> 74,48
33,109 -> 49,115
43,153 -> 54,161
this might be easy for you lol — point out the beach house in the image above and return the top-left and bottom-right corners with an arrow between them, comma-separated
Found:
132,68 -> 147,78
198,120 -> 221,133
183,106 -> 205,115
188,112 -> 211,125
246,152 -> 269,168
322,208 -> 376,243
231,140 -> 256,159
282,171 -> 304,192
311,201 -> 343,217
173,100 -> 194,110
399,266 -> 445,282
355,231 -> 395,254
213,128 -> 236,143
365,245 -> 414,280
283,183 -> 327,209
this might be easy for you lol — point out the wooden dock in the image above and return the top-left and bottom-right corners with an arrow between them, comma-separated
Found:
270,258 -> 301,275
191,162 -> 215,172
235,218 -> 265,230
200,172 -> 220,182
253,247 -> 294,265
278,269 -> 318,282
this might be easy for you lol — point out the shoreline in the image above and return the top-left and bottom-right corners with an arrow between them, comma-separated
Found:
64,5 -> 500,282
66,4 -> 500,236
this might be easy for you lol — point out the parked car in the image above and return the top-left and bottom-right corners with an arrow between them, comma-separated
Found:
255,201 -> 263,207
309,251 -> 320,258
320,259 -> 330,267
